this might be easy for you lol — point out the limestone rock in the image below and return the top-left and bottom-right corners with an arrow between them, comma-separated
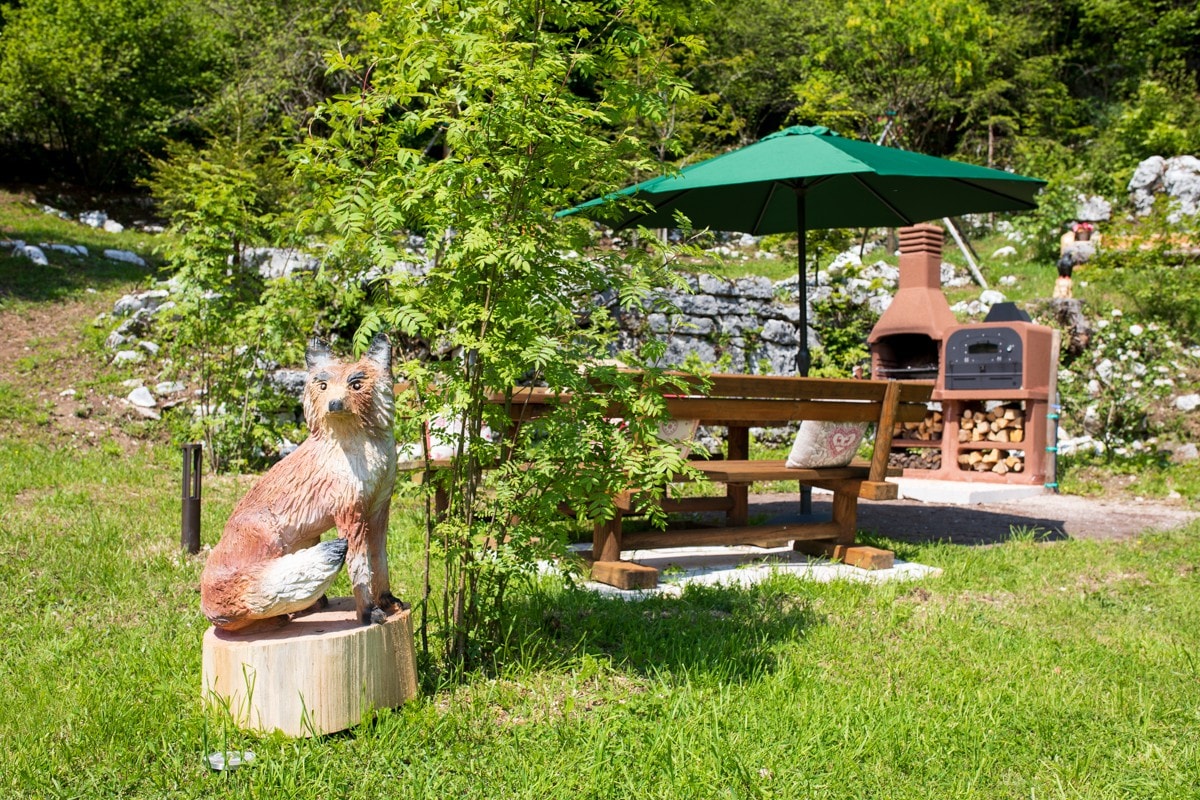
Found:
1174,393 -> 1200,412
112,350 -> 145,366
240,247 -> 321,279
79,210 -> 108,228
104,249 -> 147,267
1172,442 -> 1199,463
127,386 -> 157,408
1075,194 -> 1112,222
15,244 -> 48,266
1129,154 -> 1200,222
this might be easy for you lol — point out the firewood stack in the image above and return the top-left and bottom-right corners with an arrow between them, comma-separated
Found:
956,403 -> 1027,475
957,404 -> 1026,444
889,449 -> 942,470
893,409 -> 944,442
957,448 -> 1025,474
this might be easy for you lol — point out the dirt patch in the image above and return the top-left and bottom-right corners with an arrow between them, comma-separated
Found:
749,490 -> 1199,545
0,292 -> 159,452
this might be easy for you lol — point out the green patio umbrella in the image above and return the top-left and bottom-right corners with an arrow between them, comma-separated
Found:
565,125 -> 1045,375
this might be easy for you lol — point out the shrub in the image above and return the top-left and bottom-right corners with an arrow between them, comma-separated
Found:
295,0 -> 702,666
1057,309 -> 1199,459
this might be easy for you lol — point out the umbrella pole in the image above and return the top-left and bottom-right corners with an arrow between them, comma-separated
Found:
796,191 -> 810,378
795,188 -> 813,516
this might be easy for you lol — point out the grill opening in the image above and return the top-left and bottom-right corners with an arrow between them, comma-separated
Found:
872,333 -> 940,380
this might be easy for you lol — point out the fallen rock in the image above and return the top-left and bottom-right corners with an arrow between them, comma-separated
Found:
80,210 -> 108,228
111,350 -> 145,366
1174,393 -> 1200,412
991,246 -> 1018,259
240,247 -> 320,279
103,249 -> 147,267
1172,442 -> 1199,463
44,243 -> 88,256
127,386 -> 157,408
14,244 -> 48,266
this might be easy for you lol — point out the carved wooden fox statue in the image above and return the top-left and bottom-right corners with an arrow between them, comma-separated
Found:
200,334 -> 400,632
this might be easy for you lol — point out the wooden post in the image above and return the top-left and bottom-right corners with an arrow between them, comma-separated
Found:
726,425 -> 750,526
829,490 -> 858,543
201,598 -> 418,737
869,380 -> 902,484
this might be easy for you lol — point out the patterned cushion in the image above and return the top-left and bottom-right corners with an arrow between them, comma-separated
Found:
656,417 -> 699,458
785,420 -> 868,469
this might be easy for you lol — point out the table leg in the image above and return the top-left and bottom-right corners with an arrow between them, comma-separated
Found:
726,425 -> 750,526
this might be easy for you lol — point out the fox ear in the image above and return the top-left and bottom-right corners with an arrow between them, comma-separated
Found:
305,338 -> 335,371
364,333 -> 392,374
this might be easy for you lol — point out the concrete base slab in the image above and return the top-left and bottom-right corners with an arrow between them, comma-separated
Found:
563,543 -> 941,599
894,478 -> 1048,506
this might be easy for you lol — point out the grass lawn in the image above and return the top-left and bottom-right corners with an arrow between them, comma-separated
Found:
3,189 -> 1197,797
1,440 -> 1198,799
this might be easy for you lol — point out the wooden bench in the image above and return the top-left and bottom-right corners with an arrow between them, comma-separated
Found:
395,374 -> 934,590
588,374 -> 934,589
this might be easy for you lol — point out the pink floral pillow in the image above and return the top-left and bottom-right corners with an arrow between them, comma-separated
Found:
786,421 -> 868,469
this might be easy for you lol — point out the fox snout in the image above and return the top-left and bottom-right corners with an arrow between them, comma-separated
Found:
327,397 -> 347,413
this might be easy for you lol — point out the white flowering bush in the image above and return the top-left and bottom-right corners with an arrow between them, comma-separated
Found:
1057,309 -> 1199,459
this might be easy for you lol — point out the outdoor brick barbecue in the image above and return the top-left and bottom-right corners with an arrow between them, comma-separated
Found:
869,224 -> 1060,486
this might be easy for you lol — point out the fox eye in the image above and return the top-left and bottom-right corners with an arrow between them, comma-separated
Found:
349,379 -> 364,391
317,381 -> 328,391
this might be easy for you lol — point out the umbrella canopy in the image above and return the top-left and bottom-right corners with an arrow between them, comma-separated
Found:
565,125 -> 1045,374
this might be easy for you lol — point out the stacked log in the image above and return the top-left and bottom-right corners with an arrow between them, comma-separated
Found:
956,402 -> 1027,474
957,404 -> 1026,444
889,449 -> 941,471
956,448 -> 1025,474
893,408 -> 944,442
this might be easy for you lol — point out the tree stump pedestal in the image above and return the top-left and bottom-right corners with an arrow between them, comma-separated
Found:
201,598 -> 419,737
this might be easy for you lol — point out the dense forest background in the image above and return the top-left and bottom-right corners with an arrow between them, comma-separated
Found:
1,0 -> 1198,200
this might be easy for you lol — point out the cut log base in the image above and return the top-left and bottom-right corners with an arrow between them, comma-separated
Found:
201,598 -> 419,737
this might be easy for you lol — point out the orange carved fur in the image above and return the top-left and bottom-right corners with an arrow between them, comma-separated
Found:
200,335 -> 399,631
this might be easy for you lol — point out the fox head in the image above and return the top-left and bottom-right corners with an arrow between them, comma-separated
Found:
303,334 -> 395,436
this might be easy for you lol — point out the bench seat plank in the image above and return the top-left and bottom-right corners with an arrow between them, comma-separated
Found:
692,461 -> 870,483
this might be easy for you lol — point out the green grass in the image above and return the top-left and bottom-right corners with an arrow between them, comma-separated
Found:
1,438 -> 1198,798
3,190 -> 1197,796
0,189 -> 157,308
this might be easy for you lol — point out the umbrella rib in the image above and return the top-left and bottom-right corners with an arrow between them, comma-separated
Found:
849,174 -> 917,226
751,182 -> 780,234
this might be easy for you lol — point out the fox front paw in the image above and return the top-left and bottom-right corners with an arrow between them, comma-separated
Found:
362,605 -> 388,625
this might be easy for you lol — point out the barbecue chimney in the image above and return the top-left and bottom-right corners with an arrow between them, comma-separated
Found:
868,223 -> 957,380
